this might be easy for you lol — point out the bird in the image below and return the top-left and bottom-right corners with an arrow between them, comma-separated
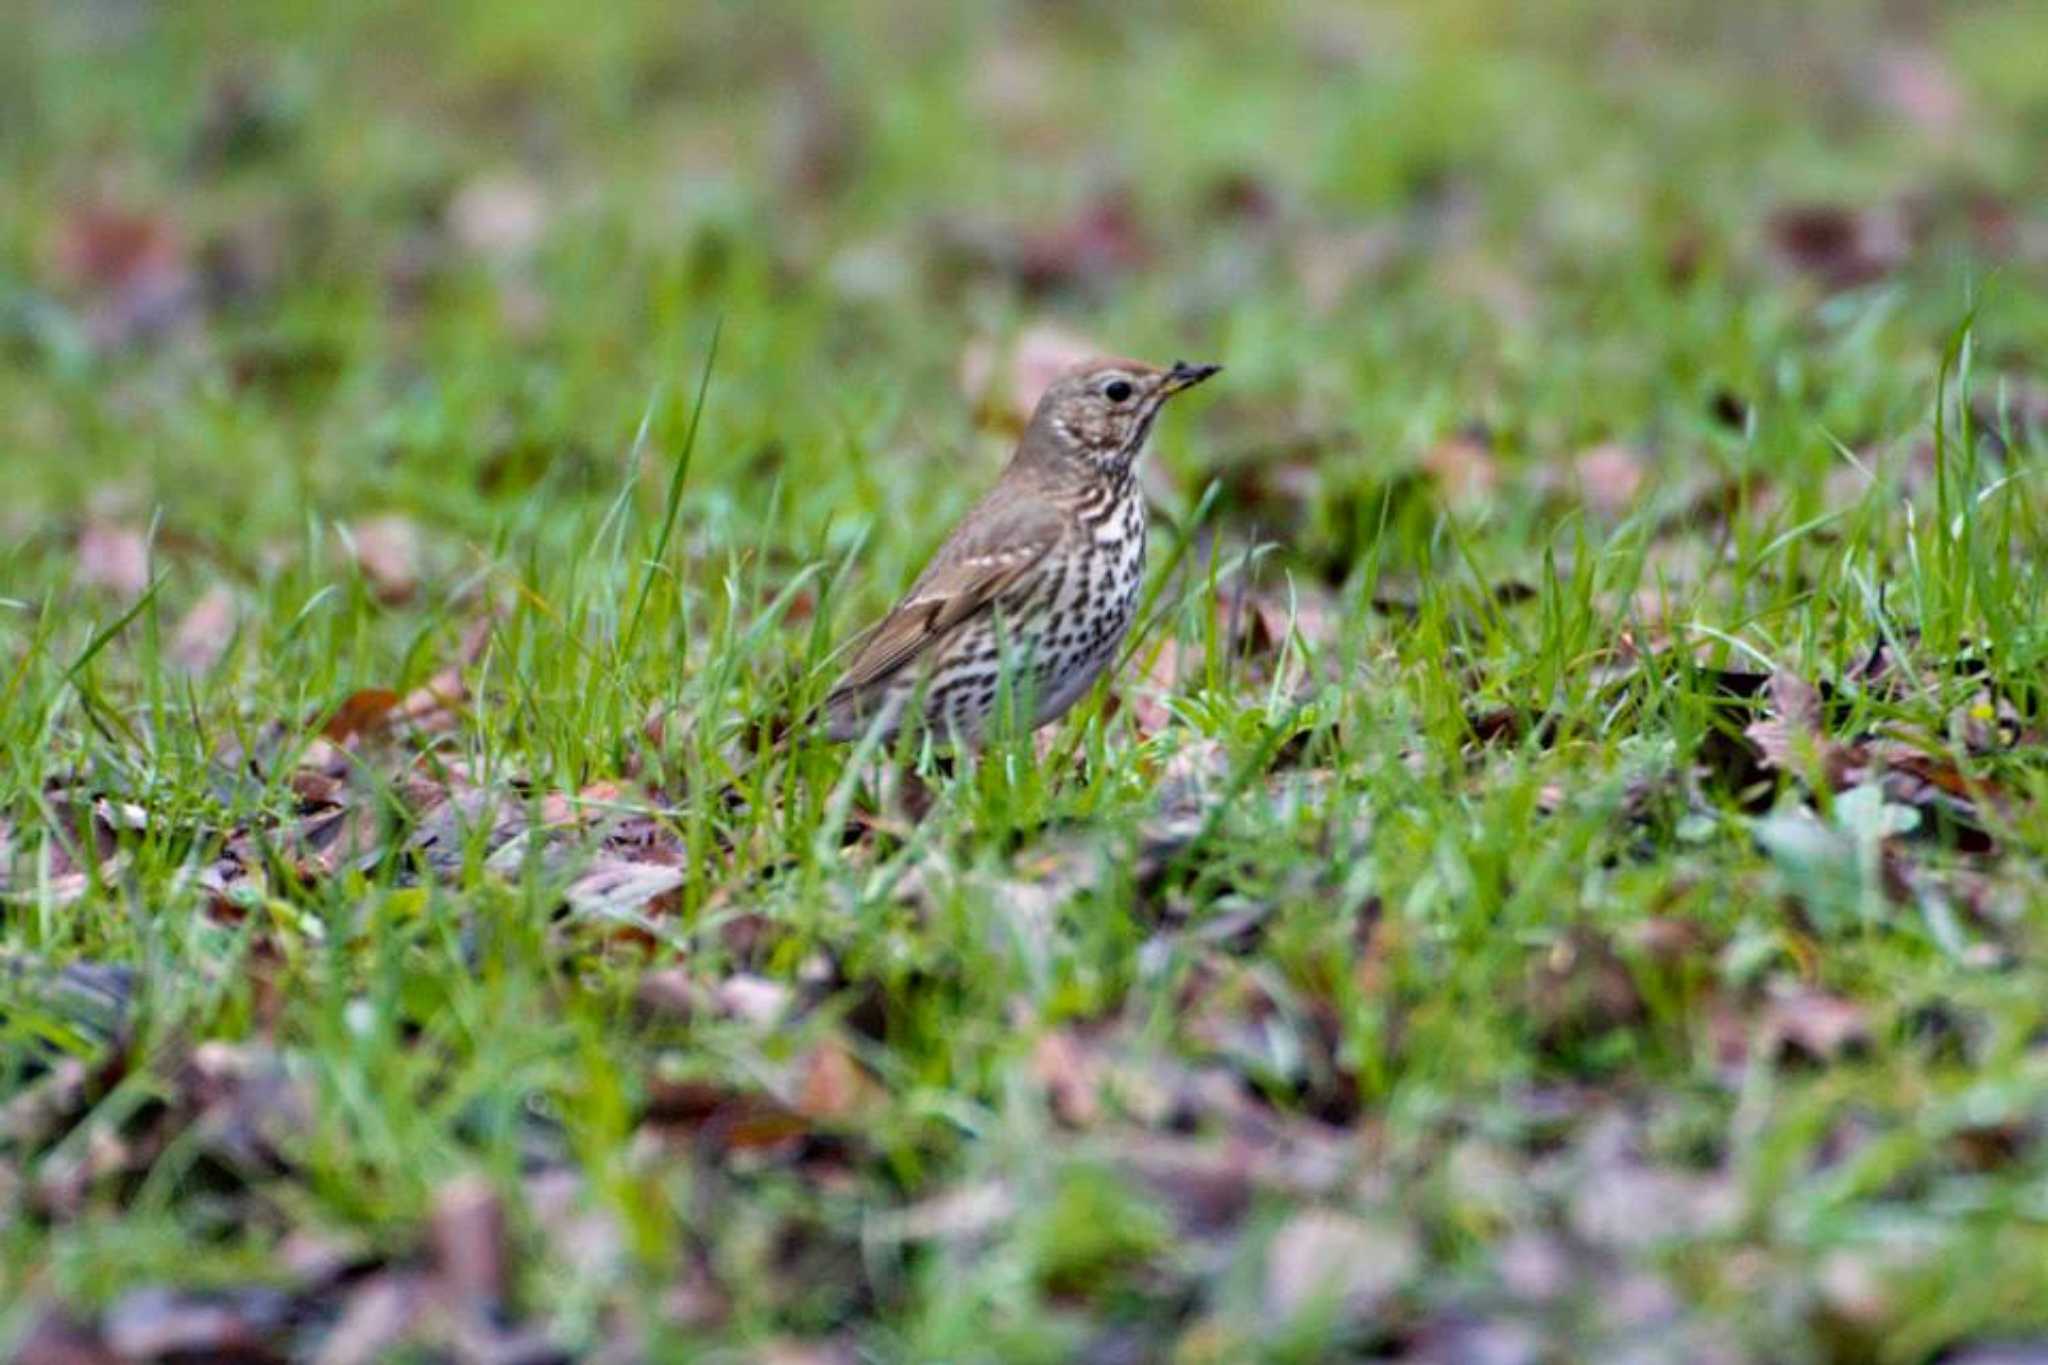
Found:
823,356 -> 1220,746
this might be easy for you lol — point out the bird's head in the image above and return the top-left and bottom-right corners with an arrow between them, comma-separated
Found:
1024,357 -> 1221,476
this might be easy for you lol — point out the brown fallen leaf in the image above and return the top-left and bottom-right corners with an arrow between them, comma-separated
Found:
391,665 -> 467,733
754,1339 -> 859,1365
180,1040 -> 313,1171
1744,670 -> 1855,788
1404,1316 -> 1547,1365
1030,1029 -> 1104,1127
321,689 -> 400,744
1227,576 -> 1342,661
275,1227 -> 368,1289
1567,1156 -> 1741,1251
1874,45 -> 1967,138
1124,639 -> 1195,738
1262,1208 -> 1418,1325
1766,203 -> 1911,290
794,1037 -> 882,1121
963,322 -> 1105,430
313,1273 -> 429,1365
446,173 -> 548,261
868,1180 -> 1018,1245
564,858 -> 685,920
633,967 -> 711,1021
1421,426 -> 1500,503
170,585 -> 238,674
9,1307 -> 120,1365
1202,168 -> 1283,227
101,1286 -> 291,1362
1764,983 -> 1871,1065
1940,1345 -> 2048,1365
714,974 -> 794,1027
641,1079 -> 812,1155
1526,927 -> 1644,1047
1013,188 -> 1150,296
430,1172 -> 508,1310
0,1050 -> 126,1153
75,522 -> 150,597
1570,441 -> 1648,517
292,799 -> 386,880
1739,668 -> 2004,845
14,796 -> 119,910
47,201 -> 200,350
345,515 -> 421,604
1494,1230 -> 1576,1304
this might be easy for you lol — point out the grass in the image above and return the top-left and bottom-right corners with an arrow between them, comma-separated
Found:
4,0 -> 2048,1359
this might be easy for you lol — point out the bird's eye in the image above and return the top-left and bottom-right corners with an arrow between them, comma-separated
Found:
1103,380 -> 1133,403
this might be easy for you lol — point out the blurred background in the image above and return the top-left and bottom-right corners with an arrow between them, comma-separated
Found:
4,0 -> 2044,569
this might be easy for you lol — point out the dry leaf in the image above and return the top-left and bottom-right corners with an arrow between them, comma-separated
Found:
346,515 -> 421,604
753,1339 -> 858,1365
429,1172 -> 508,1309
564,859 -> 684,920
9,1308 -> 119,1365
1121,1134 -> 1260,1237
392,666 -> 467,732
1744,671 -> 1853,787
1263,1208 -> 1418,1324
446,174 -> 548,261
1421,427 -> 1499,503
1874,45 -> 1966,138
870,1181 -> 1017,1245
170,586 -> 237,674
1766,203 -> 1911,289
180,1041 -> 313,1171
1001,323 -> 1104,426
75,522 -> 150,597
714,974 -> 794,1027
1765,984 -> 1871,1064
642,1079 -> 811,1155
295,799 -> 389,880
321,689 -> 400,744
313,1274 -> 428,1365
101,1287 -> 290,1362
47,202 -> 200,350
794,1037 -> 881,1121
1030,1029 -> 1104,1127
1571,442 -> 1647,517
1013,188 -> 1150,296
1526,928 -> 1644,1045
634,967 -> 710,1021
1567,1160 -> 1740,1250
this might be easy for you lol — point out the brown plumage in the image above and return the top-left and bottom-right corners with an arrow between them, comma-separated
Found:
825,356 -> 1220,745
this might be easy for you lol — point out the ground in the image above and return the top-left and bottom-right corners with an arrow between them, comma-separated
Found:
4,1 -> 2048,1361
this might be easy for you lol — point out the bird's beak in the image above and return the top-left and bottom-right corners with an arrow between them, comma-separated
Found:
1161,360 -> 1222,395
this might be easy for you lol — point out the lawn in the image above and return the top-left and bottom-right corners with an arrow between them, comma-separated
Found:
5,1 -> 2048,1360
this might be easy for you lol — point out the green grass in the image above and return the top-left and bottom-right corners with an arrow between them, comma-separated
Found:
5,0 -> 2048,1359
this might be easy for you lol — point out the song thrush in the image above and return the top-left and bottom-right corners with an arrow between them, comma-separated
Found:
824,356 -> 1220,745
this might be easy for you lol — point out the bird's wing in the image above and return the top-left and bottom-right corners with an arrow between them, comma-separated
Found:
828,499 -> 1065,701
